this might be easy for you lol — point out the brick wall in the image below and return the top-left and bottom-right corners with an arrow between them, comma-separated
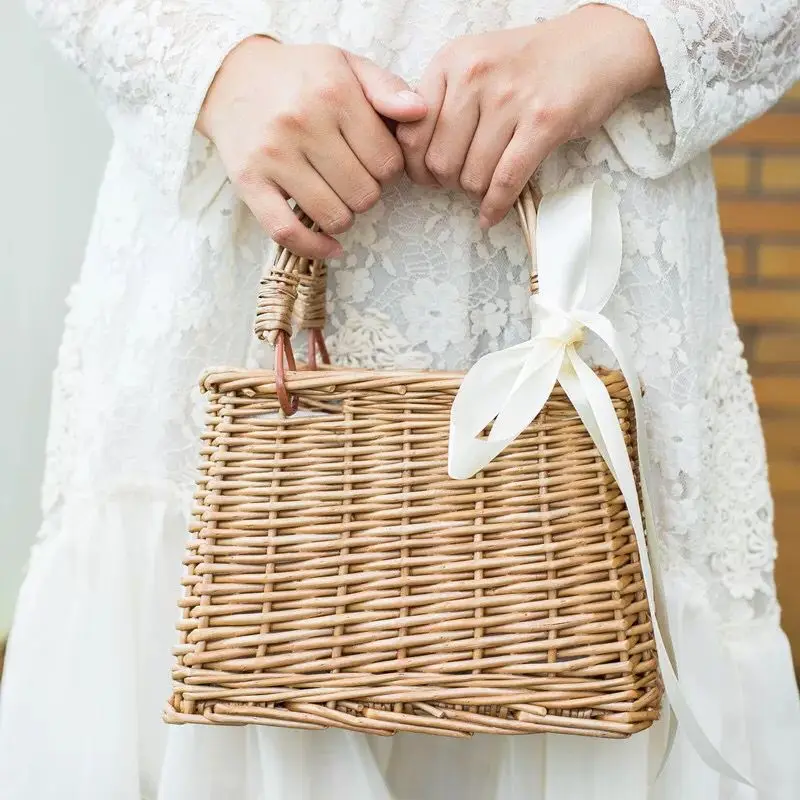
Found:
714,82 -> 800,667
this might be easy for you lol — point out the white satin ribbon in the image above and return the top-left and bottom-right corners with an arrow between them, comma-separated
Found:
448,182 -> 751,787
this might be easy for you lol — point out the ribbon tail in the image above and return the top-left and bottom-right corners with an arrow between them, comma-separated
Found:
563,348 -> 752,787
451,342 -> 540,440
660,689 -> 679,781
449,341 -> 563,479
489,345 -> 563,442
576,311 -> 686,698
577,312 -> 684,662
557,349 -> 614,476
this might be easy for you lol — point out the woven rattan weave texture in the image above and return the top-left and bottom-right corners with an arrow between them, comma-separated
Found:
166,184 -> 661,738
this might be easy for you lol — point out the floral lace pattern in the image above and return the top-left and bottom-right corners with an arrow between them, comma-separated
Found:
27,0 -> 800,636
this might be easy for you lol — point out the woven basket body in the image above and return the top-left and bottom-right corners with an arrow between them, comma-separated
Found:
167,185 -> 662,738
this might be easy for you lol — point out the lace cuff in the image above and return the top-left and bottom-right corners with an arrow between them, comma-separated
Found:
578,0 -> 800,178
26,0 -> 278,200
140,17 -> 277,203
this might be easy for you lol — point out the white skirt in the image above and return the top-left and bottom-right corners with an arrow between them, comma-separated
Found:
1,489 -> 798,799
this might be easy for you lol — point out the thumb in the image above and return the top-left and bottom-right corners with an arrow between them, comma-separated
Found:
345,53 -> 427,123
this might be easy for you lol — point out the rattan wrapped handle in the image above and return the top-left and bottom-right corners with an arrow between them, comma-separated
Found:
253,208 -> 328,346
254,181 -> 543,347
257,182 -> 542,413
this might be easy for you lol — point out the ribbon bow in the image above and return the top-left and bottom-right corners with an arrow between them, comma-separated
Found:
449,182 -> 750,786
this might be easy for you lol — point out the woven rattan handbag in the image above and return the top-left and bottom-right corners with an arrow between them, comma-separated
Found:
166,181 -> 662,739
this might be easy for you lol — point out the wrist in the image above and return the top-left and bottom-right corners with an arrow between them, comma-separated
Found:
572,4 -> 665,97
197,34 -> 281,140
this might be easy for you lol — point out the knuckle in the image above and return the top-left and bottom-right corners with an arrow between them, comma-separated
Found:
463,54 -> 493,84
530,100 -> 568,133
492,86 -> 517,108
460,171 -> 488,196
349,185 -> 381,214
316,76 -> 351,105
395,123 -> 422,151
530,102 -> 554,128
258,139 -> 284,162
373,147 -> 404,183
320,209 -> 354,235
482,193 -> 511,223
493,164 -> 522,191
269,222 -> 299,249
424,150 -> 455,181
495,152 -> 530,191
274,107 -> 309,133
481,199 -> 501,219
233,161 -> 262,189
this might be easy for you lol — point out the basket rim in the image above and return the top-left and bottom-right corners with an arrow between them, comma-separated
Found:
200,365 -> 631,399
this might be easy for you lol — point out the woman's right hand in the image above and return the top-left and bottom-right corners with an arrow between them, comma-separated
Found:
197,37 -> 428,258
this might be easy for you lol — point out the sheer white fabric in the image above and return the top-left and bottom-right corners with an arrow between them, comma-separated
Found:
2,1 -> 799,798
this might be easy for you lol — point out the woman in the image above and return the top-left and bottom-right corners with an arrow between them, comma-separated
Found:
1,1 -> 799,798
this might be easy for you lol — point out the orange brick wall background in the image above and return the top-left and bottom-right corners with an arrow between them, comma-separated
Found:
714,83 -> 800,668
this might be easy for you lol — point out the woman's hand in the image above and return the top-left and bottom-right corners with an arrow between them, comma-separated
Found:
396,5 -> 664,228
198,36 -> 427,258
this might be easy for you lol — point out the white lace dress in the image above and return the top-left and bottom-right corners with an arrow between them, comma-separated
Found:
2,1 -> 799,798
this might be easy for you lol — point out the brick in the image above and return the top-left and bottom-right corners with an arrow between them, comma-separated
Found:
775,500 -> 800,541
733,290 -> 800,324
783,82 -> 800,101
775,499 -> 800,667
761,156 -> 800,192
770,460 -> 800,495
763,416 -> 800,458
754,331 -> 800,366
721,201 -> 800,235
727,114 -> 800,146
758,244 -> 800,278
713,154 -> 751,191
725,243 -> 748,278
754,376 -> 800,409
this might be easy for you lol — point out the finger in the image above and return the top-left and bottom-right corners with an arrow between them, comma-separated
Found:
480,127 -> 559,228
306,134 -> 383,211
242,182 -> 343,260
423,88 -> 480,190
272,156 -> 357,236
396,69 -> 446,187
459,112 -> 516,201
336,94 -> 407,187
345,53 -> 428,123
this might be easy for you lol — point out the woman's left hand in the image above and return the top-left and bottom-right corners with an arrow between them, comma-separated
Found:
396,5 -> 664,227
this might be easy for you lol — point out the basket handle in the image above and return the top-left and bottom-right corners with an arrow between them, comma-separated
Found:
256,181 -> 542,413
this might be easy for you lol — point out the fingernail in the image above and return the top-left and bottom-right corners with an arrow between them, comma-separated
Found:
479,214 -> 491,230
398,89 -> 425,105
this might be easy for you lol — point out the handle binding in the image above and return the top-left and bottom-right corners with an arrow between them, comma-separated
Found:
257,182 -> 542,414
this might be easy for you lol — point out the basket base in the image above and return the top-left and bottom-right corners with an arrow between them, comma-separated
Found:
164,697 -> 659,739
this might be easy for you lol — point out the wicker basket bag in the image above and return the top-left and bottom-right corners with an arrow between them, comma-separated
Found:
165,182 -> 662,739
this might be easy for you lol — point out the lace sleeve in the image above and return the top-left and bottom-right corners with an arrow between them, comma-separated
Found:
582,0 -> 800,178
26,0 -> 275,198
